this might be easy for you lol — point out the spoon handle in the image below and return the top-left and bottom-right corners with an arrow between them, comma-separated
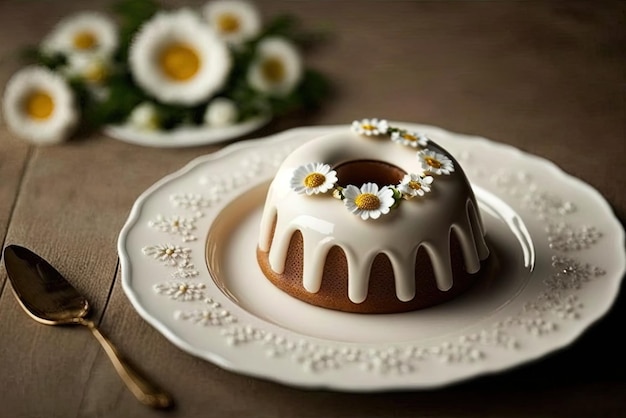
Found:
79,319 -> 173,409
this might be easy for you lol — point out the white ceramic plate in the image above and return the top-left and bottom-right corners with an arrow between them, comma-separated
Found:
118,123 -> 625,391
104,116 -> 270,148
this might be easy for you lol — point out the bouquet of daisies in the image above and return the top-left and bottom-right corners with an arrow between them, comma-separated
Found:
3,0 -> 329,145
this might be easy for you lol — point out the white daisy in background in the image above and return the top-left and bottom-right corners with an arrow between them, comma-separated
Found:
41,12 -> 118,57
417,149 -> 455,175
204,97 -> 238,127
64,54 -> 111,85
351,118 -> 389,136
290,162 -> 337,195
248,36 -> 302,97
62,54 -> 111,102
129,9 -> 231,105
2,66 -> 78,145
128,102 -> 160,131
391,129 -> 429,148
397,173 -> 434,198
202,0 -> 261,45
343,183 -> 395,220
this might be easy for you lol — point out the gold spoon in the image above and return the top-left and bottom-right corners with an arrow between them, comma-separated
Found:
3,245 -> 173,409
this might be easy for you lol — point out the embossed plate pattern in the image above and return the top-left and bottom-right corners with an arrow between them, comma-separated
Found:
118,124 -> 625,390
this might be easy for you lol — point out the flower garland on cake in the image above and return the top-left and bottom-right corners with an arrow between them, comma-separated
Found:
289,118 -> 455,220
3,0 -> 330,144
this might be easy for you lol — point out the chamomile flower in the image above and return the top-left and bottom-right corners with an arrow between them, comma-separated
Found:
290,163 -> 337,195
64,54 -> 111,85
204,97 -> 238,126
129,9 -> 231,105
202,0 -> 261,45
2,66 -> 78,145
397,173 -> 434,198
128,102 -> 160,131
351,118 -> 389,136
41,12 -> 118,57
391,129 -> 429,148
417,149 -> 455,175
343,183 -> 395,220
248,37 -> 302,97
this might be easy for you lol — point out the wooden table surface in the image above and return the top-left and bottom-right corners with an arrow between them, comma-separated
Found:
1,1 -> 624,417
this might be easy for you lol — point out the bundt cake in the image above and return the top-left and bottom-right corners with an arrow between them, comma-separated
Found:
257,118 -> 490,313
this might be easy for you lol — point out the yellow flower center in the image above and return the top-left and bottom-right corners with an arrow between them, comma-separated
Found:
159,43 -> 201,82
362,124 -> 375,131
408,180 -> 422,190
85,63 -> 107,83
424,156 -> 442,169
73,31 -> 97,50
354,193 -> 380,210
24,91 -> 55,120
261,57 -> 285,83
304,172 -> 326,188
217,13 -> 240,34
402,132 -> 417,142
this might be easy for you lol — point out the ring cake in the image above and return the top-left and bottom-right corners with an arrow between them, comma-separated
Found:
257,119 -> 490,313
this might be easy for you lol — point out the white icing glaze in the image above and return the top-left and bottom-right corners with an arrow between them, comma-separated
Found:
258,130 -> 489,304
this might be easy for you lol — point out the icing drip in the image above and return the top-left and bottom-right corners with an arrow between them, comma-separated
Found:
467,199 -> 490,259
389,250 -> 417,301
302,239 -> 333,293
261,206 -> 486,302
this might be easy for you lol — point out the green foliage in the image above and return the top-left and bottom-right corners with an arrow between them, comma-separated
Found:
21,47 -> 66,70
82,73 -> 145,127
112,0 -> 159,62
20,0 -> 331,133
259,14 -> 299,39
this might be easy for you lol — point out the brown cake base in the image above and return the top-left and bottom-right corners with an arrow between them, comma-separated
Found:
257,230 -> 490,314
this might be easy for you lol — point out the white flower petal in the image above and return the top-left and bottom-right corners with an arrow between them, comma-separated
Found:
378,186 -> 394,198
343,184 -> 361,200
380,196 -> 396,208
362,182 -> 379,195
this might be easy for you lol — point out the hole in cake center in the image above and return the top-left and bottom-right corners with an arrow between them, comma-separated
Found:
334,160 -> 406,187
